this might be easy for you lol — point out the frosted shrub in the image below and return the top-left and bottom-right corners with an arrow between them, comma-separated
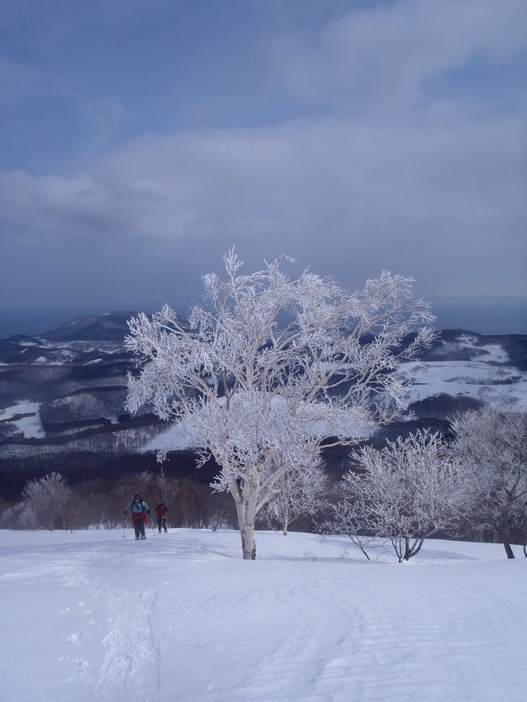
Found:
329,431 -> 470,562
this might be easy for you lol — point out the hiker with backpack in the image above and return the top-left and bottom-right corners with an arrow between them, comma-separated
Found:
124,494 -> 150,540
155,501 -> 168,533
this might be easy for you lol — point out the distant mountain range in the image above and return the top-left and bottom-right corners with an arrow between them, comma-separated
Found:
1,312 -> 526,499
39,311 -> 137,342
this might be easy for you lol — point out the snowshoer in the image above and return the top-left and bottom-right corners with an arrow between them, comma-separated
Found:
155,502 -> 168,533
124,494 -> 150,540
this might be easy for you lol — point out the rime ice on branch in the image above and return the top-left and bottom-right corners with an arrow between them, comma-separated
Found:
125,250 -> 435,559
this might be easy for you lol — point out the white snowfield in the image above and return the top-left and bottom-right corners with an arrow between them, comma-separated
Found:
401,337 -> 527,409
0,401 -> 44,439
1,529 -> 526,702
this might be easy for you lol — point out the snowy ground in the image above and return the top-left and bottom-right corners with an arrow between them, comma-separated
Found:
1,528 -> 526,702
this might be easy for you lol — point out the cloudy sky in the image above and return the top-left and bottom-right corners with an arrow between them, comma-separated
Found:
1,0 -> 526,336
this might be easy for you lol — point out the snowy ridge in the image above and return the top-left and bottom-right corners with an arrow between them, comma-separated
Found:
1,528 -> 526,701
400,334 -> 527,410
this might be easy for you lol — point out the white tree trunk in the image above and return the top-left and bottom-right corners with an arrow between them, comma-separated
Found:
282,501 -> 289,536
235,498 -> 256,560
240,521 -> 256,560
231,479 -> 258,560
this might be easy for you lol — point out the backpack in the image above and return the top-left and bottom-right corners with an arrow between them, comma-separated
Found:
132,500 -> 147,514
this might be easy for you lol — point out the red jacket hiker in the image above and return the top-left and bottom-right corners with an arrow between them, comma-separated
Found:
155,502 -> 168,533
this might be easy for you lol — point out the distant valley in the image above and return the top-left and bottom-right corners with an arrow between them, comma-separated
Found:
1,312 -> 526,499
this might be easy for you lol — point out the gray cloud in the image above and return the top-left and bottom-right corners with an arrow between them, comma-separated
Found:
271,0 -> 527,107
0,0 -> 526,333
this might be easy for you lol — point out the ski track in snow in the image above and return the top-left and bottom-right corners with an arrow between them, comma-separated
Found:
1,530 -> 527,701
0,537 -> 163,702
67,548 -> 163,701
95,585 -> 160,699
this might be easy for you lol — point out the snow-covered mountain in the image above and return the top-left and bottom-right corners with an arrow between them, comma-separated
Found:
0,313 -> 526,499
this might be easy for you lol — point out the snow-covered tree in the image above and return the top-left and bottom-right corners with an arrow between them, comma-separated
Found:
21,472 -> 73,531
330,431 -> 468,562
260,460 -> 328,535
451,407 -> 527,559
126,251 -> 435,559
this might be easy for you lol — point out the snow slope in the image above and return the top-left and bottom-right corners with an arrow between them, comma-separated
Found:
1,528 -> 526,702
398,334 -> 527,411
0,401 -> 44,438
